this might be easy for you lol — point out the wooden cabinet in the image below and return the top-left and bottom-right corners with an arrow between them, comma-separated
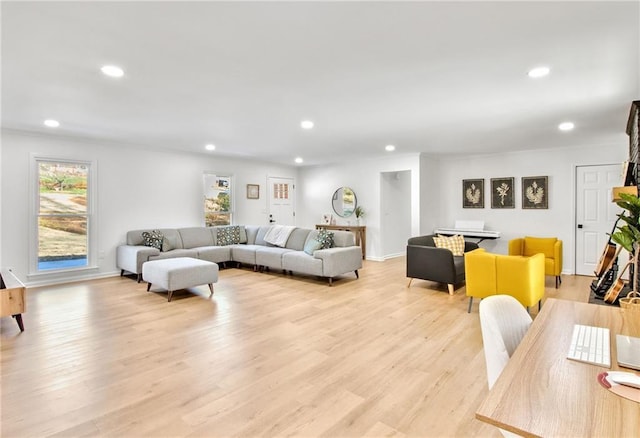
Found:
1,268 -> 26,331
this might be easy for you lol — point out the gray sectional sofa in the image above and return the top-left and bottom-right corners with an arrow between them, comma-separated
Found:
116,225 -> 363,285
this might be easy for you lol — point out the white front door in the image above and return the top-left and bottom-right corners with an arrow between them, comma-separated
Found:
575,164 -> 622,275
267,176 -> 295,226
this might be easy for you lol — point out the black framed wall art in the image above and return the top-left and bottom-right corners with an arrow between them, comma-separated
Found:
463,178 -> 484,208
522,176 -> 548,209
491,177 -> 515,209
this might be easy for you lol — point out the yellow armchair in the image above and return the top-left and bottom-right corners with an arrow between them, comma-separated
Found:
464,248 -> 545,313
509,236 -> 562,288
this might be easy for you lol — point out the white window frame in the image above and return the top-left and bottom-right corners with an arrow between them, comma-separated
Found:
29,154 -> 98,276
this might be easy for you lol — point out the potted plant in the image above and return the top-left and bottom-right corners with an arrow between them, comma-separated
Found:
354,206 -> 365,225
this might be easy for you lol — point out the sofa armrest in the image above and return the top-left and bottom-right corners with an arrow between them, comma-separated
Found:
314,246 -> 363,277
407,244 -> 459,284
116,245 -> 160,274
553,240 -> 563,275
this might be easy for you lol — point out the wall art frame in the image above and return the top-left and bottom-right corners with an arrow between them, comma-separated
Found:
522,176 -> 548,209
246,184 -> 259,199
491,177 -> 515,209
462,178 -> 484,208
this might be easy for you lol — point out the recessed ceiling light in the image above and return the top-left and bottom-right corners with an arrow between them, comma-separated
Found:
300,120 -> 314,129
44,119 -> 60,128
294,157 -> 304,164
528,66 -> 550,78
385,144 -> 396,152
205,144 -> 216,151
558,122 -> 575,131
101,65 -> 124,78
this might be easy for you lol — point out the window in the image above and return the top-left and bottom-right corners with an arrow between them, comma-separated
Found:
203,173 -> 232,226
32,157 -> 94,272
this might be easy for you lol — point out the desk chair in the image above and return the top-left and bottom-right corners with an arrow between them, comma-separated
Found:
479,295 -> 533,437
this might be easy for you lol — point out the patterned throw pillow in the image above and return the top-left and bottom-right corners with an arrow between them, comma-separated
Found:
316,230 -> 334,249
142,230 -> 163,250
433,234 -> 465,256
217,225 -> 241,246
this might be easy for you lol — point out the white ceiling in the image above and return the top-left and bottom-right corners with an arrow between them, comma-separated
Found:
2,1 -> 639,166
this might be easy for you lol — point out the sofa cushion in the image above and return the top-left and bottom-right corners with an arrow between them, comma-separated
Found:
285,228 -> 312,250
282,251 -> 323,276
196,246 -> 232,263
433,234 -> 465,256
142,230 -> 164,250
256,247 -> 294,269
179,227 -> 215,248
148,248 -> 198,261
217,225 -> 242,246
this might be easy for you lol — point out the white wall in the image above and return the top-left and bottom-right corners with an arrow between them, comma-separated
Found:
297,153 -> 421,260
426,143 -> 628,273
381,170 -> 412,257
1,130 -> 297,286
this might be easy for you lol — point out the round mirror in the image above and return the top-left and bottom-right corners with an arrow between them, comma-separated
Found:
332,187 -> 357,217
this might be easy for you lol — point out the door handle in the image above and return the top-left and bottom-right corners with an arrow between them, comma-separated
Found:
578,224 -> 583,229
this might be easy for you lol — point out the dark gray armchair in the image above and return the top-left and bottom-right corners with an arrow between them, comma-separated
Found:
406,235 -> 479,294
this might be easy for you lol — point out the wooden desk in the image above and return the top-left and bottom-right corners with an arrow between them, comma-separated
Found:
316,224 -> 366,259
476,298 -> 640,437
1,268 -> 26,332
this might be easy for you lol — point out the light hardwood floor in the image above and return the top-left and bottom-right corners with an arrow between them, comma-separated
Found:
1,258 -> 593,437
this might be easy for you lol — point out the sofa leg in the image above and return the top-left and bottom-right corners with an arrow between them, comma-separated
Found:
168,290 -> 173,302
208,283 -> 214,297
147,282 -> 151,292
120,269 -> 124,277
467,297 -> 473,313
556,276 -> 561,288
354,270 -> 359,279
407,278 -> 413,288
137,273 -> 142,283
328,277 -> 333,286
538,300 -> 542,311
447,284 -> 455,295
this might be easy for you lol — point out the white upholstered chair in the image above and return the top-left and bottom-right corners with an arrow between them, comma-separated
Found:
479,295 -> 532,437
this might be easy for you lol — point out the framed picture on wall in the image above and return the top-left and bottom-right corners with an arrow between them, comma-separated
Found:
246,184 -> 259,199
463,178 -> 484,208
522,176 -> 548,209
491,177 -> 515,209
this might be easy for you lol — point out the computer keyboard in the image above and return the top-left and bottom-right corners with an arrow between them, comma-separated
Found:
567,324 -> 611,367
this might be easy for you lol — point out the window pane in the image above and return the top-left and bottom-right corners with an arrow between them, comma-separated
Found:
38,216 -> 88,270
205,213 -> 231,227
39,161 -> 87,214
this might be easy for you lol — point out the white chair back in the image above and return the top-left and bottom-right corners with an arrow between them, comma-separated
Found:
479,295 -> 533,389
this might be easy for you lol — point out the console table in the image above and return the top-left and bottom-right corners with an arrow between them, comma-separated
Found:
316,224 -> 366,259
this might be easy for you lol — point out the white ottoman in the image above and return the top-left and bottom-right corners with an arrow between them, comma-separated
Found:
142,257 -> 219,302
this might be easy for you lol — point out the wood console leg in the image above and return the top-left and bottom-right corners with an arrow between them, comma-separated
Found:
12,314 -> 24,332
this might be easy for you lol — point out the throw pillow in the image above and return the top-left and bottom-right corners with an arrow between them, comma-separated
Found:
217,225 -> 241,246
433,234 -> 465,256
303,238 -> 323,255
316,229 -> 334,249
142,230 -> 163,250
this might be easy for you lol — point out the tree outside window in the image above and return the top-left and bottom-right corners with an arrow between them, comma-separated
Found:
204,173 -> 232,226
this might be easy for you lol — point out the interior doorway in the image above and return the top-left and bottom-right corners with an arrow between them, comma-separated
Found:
575,164 -> 623,275
380,170 -> 412,258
